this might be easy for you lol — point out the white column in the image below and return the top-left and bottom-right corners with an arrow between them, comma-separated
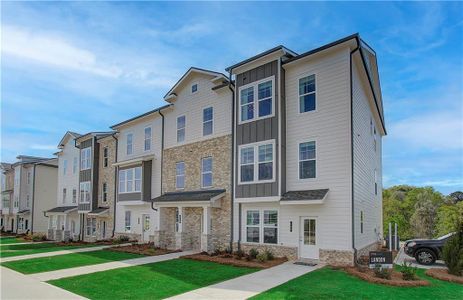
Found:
202,206 -> 211,235
155,208 -> 161,231
64,214 -> 68,231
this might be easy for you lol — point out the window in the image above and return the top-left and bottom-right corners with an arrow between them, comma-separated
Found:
126,133 -> 133,155
62,188 -> 66,203
239,77 -> 274,123
73,157 -> 78,174
191,83 -> 198,93
144,127 -> 152,151
360,211 -> 364,234
373,127 -> 377,152
27,171 -> 31,184
102,182 -> 108,202
374,169 -> 378,195
79,182 -> 91,203
125,211 -> 131,231
103,147 -> 109,167
201,157 -> 213,188
63,160 -> 67,175
86,218 -> 96,236
72,189 -> 77,203
118,167 -> 142,193
299,141 -> 316,179
203,107 -> 213,136
176,162 -> 185,189
80,147 -> 91,170
239,141 -> 274,184
246,210 -> 278,244
299,74 -> 316,113
175,208 -> 182,232
177,116 -> 186,143
26,194 -> 30,207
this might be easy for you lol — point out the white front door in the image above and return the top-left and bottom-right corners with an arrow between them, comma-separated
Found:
299,217 -> 319,259
142,214 -> 150,242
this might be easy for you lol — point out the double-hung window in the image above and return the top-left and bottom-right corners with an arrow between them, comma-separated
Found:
126,133 -> 133,155
118,167 -> 142,193
125,211 -> 131,231
373,127 -> 377,152
72,189 -> 77,203
103,147 -> 109,167
239,141 -> 274,184
86,218 -> 96,236
144,127 -> 152,151
63,160 -> 67,175
299,74 -> 316,113
299,141 -> 316,179
246,210 -> 278,244
374,169 -> 377,195
73,157 -> 78,173
239,77 -> 274,123
203,107 -> 213,136
79,182 -> 91,203
102,182 -> 108,202
80,147 -> 91,170
177,116 -> 186,143
201,157 -> 213,188
62,188 -> 66,203
176,162 -> 185,189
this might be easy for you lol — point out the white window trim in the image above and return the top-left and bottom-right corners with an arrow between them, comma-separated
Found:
176,115 -> 186,143
73,157 -> 78,174
144,126 -> 152,152
72,189 -> 77,203
125,210 -> 131,232
63,160 -> 67,175
297,72 -> 318,114
244,208 -> 279,245
118,167 -> 142,194
201,157 -> 213,188
126,133 -> 134,155
191,82 -> 199,94
79,181 -> 91,203
103,147 -> 109,168
80,147 -> 92,170
102,182 -> 108,202
176,162 -> 185,190
238,76 -> 275,125
238,139 -> 276,185
297,139 -> 317,181
202,106 -> 214,136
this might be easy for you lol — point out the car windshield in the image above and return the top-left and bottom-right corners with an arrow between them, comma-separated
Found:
437,232 -> 455,240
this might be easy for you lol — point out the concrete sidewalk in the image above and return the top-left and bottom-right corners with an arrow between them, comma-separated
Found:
168,261 -> 322,300
31,250 -> 194,281
1,266 -> 87,300
1,241 -> 55,246
395,247 -> 446,269
0,243 -> 131,263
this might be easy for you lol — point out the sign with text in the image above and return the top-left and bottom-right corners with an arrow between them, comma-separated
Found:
369,251 -> 393,269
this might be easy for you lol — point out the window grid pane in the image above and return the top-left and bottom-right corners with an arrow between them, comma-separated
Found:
299,142 -> 316,179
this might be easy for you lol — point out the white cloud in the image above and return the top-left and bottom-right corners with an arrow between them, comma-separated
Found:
421,179 -> 463,187
30,144 -> 58,151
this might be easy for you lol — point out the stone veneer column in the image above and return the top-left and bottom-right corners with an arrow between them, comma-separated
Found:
201,206 -> 212,252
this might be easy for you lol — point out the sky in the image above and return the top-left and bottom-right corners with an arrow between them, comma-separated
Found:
1,1 -> 462,194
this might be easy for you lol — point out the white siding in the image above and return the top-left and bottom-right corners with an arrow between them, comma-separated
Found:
164,73 -> 232,149
33,164 -> 58,234
57,137 -> 80,207
352,61 -> 383,249
283,48 -> 352,251
115,203 -> 159,236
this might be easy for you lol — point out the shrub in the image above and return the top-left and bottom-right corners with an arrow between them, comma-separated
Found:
374,265 -> 391,279
256,252 -> 268,263
32,233 -> 47,242
213,247 -> 222,256
249,248 -> 259,259
442,221 -> 463,276
225,247 -> 233,254
264,249 -> 274,260
400,262 -> 418,281
114,235 -> 130,244
234,249 -> 245,259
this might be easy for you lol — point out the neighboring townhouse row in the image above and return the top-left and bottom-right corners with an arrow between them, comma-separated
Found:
1,33 -> 385,266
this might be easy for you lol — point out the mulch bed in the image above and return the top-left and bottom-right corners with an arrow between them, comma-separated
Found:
182,253 -> 287,269
108,244 -> 180,256
426,268 -> 463,284
345,267 -> 430,286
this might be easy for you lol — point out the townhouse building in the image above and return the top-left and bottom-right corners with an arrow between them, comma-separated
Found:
47,131 -> 82,241
1,163 -> 14,231
227,33 -> 385,265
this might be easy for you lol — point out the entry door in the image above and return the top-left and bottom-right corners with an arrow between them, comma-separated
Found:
299,217 -> 319,259
101,221 -> 106,239
142,214 -> 151,242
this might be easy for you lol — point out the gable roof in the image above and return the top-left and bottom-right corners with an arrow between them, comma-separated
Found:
75,131 -> 115,143
163,67 -> 229,100
110,104 -> 172,130
58,131 -> 82,149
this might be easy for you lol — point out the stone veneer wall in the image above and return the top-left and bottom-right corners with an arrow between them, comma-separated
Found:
357,241 -> 381,257
97,137 -> 116,239
319,249 -> 355,266
236,242 -> 298,260
114,231 -> 141,241
160,135 -> 232,252
183,207 -> 201,250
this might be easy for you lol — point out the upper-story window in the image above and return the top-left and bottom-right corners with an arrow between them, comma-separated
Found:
239,77 -> 274,123
299,74 -> 316,113
201,157 -> 213,188
373,127 -> 377,152
72,189 -> 77,203
62,188 -> 66,203
73,157 -> 78,174
26,194 -> 30,207
63,160 -> 67,175
144,127 -> 152,151
374,169 -> 378,195
203,107 -> 213,136
239,140 -> 275,184
81,147 -> 91,170
103,147 -> 109,168
27,171 -> 31,184
299,141 -> 316,179
191,83 -> 198,93
126,133 -> 133,155
176,162 -> 185,189
102,182 -> 108,202
79,182 -> 91,203
177,116 -> 186,143
118,167 -> 142,193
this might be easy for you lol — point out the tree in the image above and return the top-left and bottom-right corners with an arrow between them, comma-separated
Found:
442,221 -> 463,276
447,191 -> 463,204
436,202 -> 463,237
410,195 -> 437,238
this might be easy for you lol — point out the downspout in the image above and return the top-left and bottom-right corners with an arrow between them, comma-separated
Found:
30,164 -> 37,234
112,133 -> 118,238
150,108 -> 166,213
227,70 -> 235,251
350,39 -> 360,264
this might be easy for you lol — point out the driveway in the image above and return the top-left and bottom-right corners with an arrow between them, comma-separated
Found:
395,247 -> 446,269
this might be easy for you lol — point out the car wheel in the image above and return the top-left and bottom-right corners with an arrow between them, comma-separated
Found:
415,249 -> 436,265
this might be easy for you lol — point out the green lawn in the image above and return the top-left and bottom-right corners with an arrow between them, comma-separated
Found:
2,250 -> 144,274
49,258 -> 258,299
0,237 -> 27,244
252,267 -> 463,300
0,242 -> 98,258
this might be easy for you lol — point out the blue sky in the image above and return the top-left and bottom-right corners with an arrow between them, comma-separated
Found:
1,1 -> 462,194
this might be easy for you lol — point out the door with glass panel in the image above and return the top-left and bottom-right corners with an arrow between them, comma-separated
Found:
299,217 -> 319,259
142,214 -> 150,243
